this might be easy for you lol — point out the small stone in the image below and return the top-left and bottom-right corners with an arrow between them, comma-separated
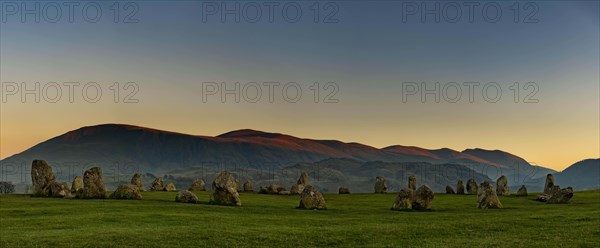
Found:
413,185 -> 434,210
445,185 -> 455,194
150,177 -> 164,191
391,188 -> 413,210
338,187 -> 350,194
210,171 -> 241,206
477,181 -> 503,209
164,182 -> 177,192
175,190 -> 199,203
189,179 -> 206,191
466,179 -> 478,195
374,176 -> 388,193
131,173 -> 144,192
456,180 -> 465,194
496,175 -> 509,196
408,175 -> 416,191
110,184 -> 142,200
516,185 -> 528,196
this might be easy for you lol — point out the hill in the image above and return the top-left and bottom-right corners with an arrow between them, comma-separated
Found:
1,124 -> 558,191
555,159 -> 600,190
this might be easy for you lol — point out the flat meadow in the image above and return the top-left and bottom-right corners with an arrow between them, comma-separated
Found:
1,190 -> 599,247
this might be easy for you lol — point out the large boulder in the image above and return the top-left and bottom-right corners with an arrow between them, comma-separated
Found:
456,180 -> 465,194
77,167 -> 106,199
175,190 -> 199,203
547,187 -> 574,203
408,175 -> 416,191
477,181 -> 502,209
149,177 -> 164,191
298,185 -> 326,210
338,187 -> 350,194
243,181 -> 253,192
496,175 -> 509,196
374,176 -> 387,193
466,179 -> 478,195
110,184 -> 142,200
130,173 -> 143,192
537,186 -> 574,203
163,182 -> 176,192
391,188 -> 413,210
413,185 -> 434,210
544,174 -> 555,194
48,182 -> 71,198
189,179 -> 206,191
445,185 -> 455,194
71,176 -> 83,193
210,171 -> 241,206
31,160 -> 56,197
516,185 -> 528,196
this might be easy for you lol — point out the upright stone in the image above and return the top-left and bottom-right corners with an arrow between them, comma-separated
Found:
31,160 -> 56,197
445,185 -> 455,194
496,175 -> 509,196
110,184 -> 142,200
290,172 -> 309,195
210,171 -> 241,206
189,179 -> 206,191
391,188 -> 413,210
71,176 -> 83,193
408,175 -> 417,191
477,181 -> 503,209
243,180 -> 253,192
298,185 -> 326,210
374,176 -> 388,193
516,185 -> 528,196
150,177 -> 164,191
131,173 -> 143,191
544,174 -> 555,194
466,179 -> 478,195
413,185 -> 434,211
164,182 -> 176,192
456,180 -> 465,194
77,167 -> 106,199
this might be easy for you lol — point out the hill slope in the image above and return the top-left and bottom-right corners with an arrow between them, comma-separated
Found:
555,159 -> 600,190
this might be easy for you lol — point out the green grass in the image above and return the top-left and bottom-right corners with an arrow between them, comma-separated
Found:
1,190 -> 599,247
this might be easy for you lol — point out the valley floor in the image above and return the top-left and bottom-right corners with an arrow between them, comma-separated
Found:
1,191 -> 599,247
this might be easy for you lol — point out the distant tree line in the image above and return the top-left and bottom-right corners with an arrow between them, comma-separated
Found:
0,181 -> 16,194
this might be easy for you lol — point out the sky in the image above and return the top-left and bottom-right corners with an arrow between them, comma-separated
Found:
0,1 -> 598,171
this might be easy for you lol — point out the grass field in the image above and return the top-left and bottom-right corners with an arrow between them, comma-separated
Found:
1,190 -> 599,247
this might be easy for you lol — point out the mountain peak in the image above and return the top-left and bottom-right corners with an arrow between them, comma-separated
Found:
217,129 -> 281,138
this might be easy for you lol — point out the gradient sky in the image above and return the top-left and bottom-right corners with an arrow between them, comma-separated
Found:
1,1 -> 598,171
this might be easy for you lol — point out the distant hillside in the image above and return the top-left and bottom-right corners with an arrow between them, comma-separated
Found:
555,159 -> 600,190
0,124 -> 557,191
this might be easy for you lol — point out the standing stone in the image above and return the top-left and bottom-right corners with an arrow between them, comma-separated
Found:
189,179 -> 206,191
516,185 -> 528,196
110,184 -> 142,200
71,176 -> 83,193
164,182 -> 176,192
408,175 -> 417,191
298,185 -> 326,210
175,190 -> 199,203
496,175 -> 509,196
466,179 -> 478,195
477,181 -> 503,209
243,180 -> 253,192
456,180 -> 465,194
48,182 -> 71,198
77,167 -> 106,199
374,176 -> 388,193
391,188 -> 413,210
445,185 -> 455,194
413,185 -> 434,210
210,171 -> 241,206
31,160 -> 56,197
544,174 -> 555,194
130,173 -> 143,192
338,187 -> 350,194
290,172 -> 309,195
150,177 -> 164,191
